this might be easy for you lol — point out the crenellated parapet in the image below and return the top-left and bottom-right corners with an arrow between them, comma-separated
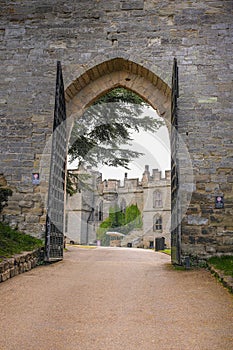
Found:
142,165 -> 171,187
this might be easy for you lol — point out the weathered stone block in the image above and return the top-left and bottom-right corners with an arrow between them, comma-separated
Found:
216,245 -> 233,253
25,215 -> 39,224
10,267 -> 15,278
188,215 -> 208,226
121,0 -> 144,10
1,270 -> 10,282
19,264 -> 25,274
25,261 -> 31,271
0,262 -> 4,274
8,258 -> 14,268
210,215 -> 223,224
219,183 -> 232,191
14,266 -> 19,276
206,246 -> 216,254
19,200 -> 34,208
197,236 -> 216,244
227,175 -> 233,183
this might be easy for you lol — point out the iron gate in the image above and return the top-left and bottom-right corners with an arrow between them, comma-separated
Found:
171,58 -> 181,265
45,61 -> 67,262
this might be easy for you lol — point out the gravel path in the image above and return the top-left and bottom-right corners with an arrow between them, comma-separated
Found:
0,246 -> 232,350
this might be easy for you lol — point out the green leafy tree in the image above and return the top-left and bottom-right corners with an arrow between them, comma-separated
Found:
124,204 -> 142,234
109,204 -> 125,229
97,204 -> 124,246
96,204 -> 143,246
67,88 -> 163,195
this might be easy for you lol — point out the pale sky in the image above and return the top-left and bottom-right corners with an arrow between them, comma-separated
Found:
99,128 -> 170,181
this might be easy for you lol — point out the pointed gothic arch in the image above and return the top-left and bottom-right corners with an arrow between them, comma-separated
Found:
46,57 -> 178,262
65,57 -> 171,126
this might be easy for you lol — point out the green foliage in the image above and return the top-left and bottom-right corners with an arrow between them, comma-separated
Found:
95,88 -> 145,105
208,255 -> 233,277
109,204 -> 125,229
0,222 -> 43,260
124,204 -> 142,233
160,249 -> 171,255
67,87 -> 164,195
66,170 -> 92,196
0,186 -> 12,212
96,204 -> 142,246
96,230 -> 110,247
66,172 -> 78,197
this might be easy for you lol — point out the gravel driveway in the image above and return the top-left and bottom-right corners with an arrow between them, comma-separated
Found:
0,246 -> 232,350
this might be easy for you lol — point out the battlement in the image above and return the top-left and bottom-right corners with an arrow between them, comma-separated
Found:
142,165 -> 171,186
97,166 -> 170,195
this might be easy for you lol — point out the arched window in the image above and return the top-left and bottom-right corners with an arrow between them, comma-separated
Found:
153,190 -> 162,208
153,215 -> 162,231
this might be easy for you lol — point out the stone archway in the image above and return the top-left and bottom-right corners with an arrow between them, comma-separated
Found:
44,57 -> 176,262
63,57 -> 173,252
65,58 -> 171,125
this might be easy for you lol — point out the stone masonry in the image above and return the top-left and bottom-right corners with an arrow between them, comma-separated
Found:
0,247 -> 44,283
0,1 -> 232,260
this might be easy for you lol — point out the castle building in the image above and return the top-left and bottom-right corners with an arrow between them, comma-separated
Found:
65,166 -> 171,249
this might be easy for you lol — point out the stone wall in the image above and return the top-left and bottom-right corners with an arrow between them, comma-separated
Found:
0,247 -> 44,283
0,0 -> 232,259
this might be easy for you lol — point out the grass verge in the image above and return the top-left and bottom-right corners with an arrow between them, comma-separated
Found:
0,222 -> 43,261
159,249 -> 171,255
208,255 -> 233,278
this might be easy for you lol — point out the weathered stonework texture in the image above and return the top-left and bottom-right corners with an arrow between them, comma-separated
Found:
0,247 -> 44,283
0,1 -> 232,259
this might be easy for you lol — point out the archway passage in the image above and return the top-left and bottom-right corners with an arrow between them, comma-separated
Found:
45,57 -> 176,262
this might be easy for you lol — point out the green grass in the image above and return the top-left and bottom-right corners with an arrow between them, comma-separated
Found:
0,222 -> 43,261
159,248 -> 171,255
208,256 -> 233,277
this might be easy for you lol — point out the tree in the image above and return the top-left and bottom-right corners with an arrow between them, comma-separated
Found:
96,204 -> 143,246
67,87 -> 164,195
124,204 -> 142,233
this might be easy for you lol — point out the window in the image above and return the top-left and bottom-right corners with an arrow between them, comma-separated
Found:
98,201 -> 103,221
153,216 -> 162,231
95,206 -> 98,220
153,191 -> 162,208
120,199 -> 126,214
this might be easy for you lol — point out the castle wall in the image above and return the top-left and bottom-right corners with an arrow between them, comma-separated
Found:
0,0 -> 232,258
